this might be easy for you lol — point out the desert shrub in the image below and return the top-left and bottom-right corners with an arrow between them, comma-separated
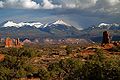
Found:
0,45 -> 120,80
62,59 -> 84,80
89,49 -> 106,62
0,53 -> 30,79
102,58 -> 120,80
24,65 -> 39,78
2,48 -> 23,57
1,47 -> 37,58
81,61 -> 104,80
65,46 -> 73,54
0,66 -> 12,80
15,68 -> 27,78
48,62 -> 65,79
109,46 -> 120,52
38,67 -> 50,80
78,60 -> 119,80
19,48 -> 37,58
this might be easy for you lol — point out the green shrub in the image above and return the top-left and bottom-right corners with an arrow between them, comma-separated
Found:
109,46 -> 120,52
65,46 -> 73,54
0,65 -> 15,80
89,49 -> 106,62
0,45 -> 120,80
38,67 -> 50,80
102,60 -> 120,80
81,61 -> 103,80
1,47 -> 37,58
15,68 -> 27,78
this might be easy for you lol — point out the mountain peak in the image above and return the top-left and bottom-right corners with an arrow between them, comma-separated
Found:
98,23 -> 110,27
53,19 -> 71,26
3,21 -> 17,27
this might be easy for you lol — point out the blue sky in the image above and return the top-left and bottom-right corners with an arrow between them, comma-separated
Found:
0,0 -> 120,29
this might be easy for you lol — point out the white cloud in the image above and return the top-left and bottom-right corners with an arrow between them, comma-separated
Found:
0,0 -> 120,14
61,0 -> 97,9
95,0 -> 120,10
42,0 -> 62,9
0,1 -> 4,8
96,0 -> 120,6
108,0 -> 119,6
3,0 -> 40,9
21,0 -> 40,9
65,3 -> 77,8
62,0 -> 120,9
61,0 -> 120,14
94,0 -> 120,13
0,0 -> 61,9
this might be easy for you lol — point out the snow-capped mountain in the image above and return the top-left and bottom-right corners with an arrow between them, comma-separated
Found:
39,19 -> 72,29
39,20 -> 80,37
2,21 -> 43,28
53,20 -> 71,26
0,20 -> 80,39
90,23 -> 120,30
98,23 -> 120,28
98,23 -> 110,27
0,20 -> 119,41
2,20 -> 72,29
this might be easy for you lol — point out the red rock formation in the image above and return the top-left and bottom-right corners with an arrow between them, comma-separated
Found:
5,37 -> 13,47
102,44 -> 114,49
15,38 -> 23,48
102,31 -> 110,45
80,50 -> 95,56
5,38 -> 23,48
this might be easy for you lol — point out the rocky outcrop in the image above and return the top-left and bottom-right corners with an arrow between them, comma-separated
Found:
5,38 -> 23,48
5,37 -> 13,48
15,38 -> 23,48
102,31 -> 110,45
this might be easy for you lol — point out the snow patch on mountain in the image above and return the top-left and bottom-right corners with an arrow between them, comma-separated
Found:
98,23 -> 110,27
3,21 -> 18,27
43,23 -> 49,28
53,20 -> 71,26
3,21 -> 43,28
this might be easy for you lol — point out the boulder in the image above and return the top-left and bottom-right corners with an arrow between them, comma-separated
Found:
0,54 -> 5,62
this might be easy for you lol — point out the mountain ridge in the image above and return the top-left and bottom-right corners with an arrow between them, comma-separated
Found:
0,20 -> 120,42
0,20 -> 80,39
1,20 -> 72,29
